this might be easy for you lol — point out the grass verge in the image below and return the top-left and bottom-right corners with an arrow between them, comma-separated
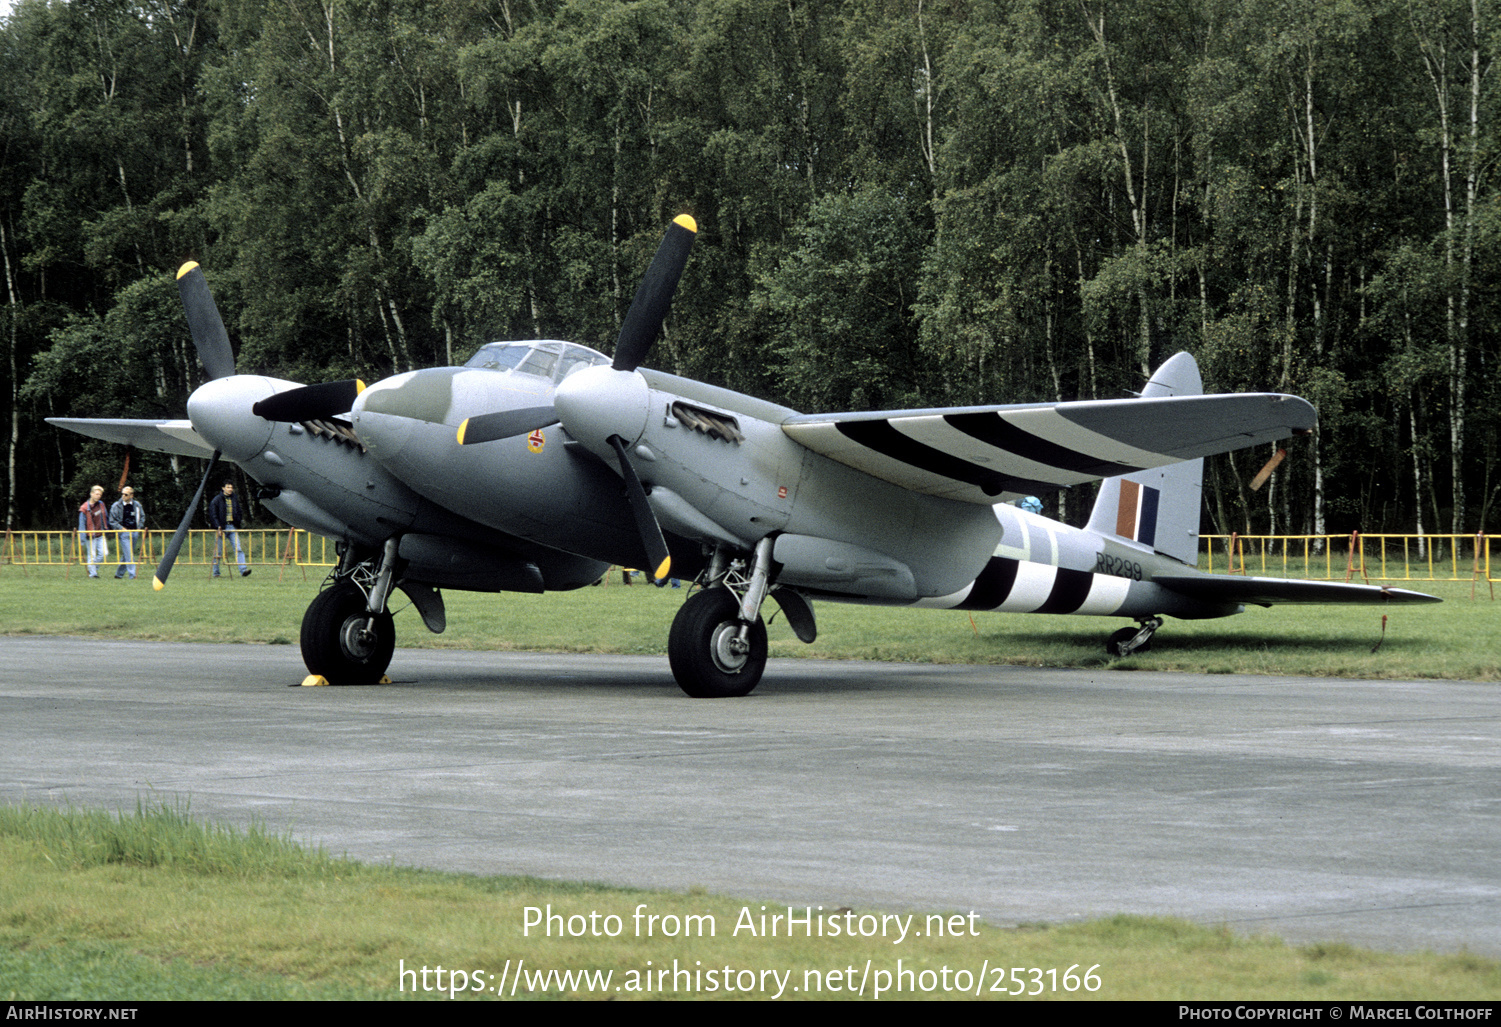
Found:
2,802 -> 1499,1000
0,569 -> 1495,680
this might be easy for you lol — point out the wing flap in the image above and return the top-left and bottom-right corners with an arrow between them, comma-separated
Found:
1152,574 -> 1441,608
47,418 -> 215,458
782,392 -> 1316,505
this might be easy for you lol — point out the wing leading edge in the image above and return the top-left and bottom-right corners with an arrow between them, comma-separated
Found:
46,417 -> 214,459
782,391 -> 1316,505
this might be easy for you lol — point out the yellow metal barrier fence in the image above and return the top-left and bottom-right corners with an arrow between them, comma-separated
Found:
1,528 -> 339,576
1203,533 -> 1494,592
4,527 -> 1494,592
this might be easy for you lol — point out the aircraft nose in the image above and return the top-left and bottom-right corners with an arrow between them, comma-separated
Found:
349,372 -> 432,463
354,369 -> 459,424
186,375 -> 277,462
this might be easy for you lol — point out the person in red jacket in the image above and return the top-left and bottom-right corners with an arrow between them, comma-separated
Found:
76,485 -> 109,578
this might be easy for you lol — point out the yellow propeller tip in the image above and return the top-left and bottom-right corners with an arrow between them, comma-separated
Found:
456,419 -> 469,445
355,379 -> 366,394
175,261 -> 200,280
673,214 -> 697,234
152,577 -> 165,591
654,556 -> 672,581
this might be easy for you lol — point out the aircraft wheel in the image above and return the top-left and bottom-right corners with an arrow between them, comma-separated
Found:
301,582 -> 395,684
668,587 -> 767,698
1106,625 -> 1153,657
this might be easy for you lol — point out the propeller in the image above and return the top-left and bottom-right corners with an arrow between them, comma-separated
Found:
612,213 -> 697,372
448,216 -> 697,580
253,379 -> 366,423
151,261 -> 244,590
608,435 -> 672,582
453,214 -> 699,446
457,406 -> 561,446
153,450 -> 221,590
176,262 -> 237,381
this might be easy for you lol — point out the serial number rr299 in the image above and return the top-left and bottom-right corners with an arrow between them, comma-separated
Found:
1095,553 -> 1143,581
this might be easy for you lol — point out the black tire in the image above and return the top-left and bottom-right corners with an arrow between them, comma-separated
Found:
301,582 -> 395,684
667,587 -> 767,698
1106,625 -> 1152,657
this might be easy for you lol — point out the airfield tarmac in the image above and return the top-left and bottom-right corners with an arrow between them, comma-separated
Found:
0,636 -> 1497,957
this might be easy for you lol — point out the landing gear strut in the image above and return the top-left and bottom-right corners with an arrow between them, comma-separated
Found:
668,539 -> 776,698
1106,616 -> 1162,657
300,539 -> 399,684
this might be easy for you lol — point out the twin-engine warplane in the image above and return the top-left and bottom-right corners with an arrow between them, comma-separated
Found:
51,215 -> 1439,696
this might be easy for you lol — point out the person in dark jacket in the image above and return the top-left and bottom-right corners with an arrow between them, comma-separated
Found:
207,482 -> 251,577
109,486 -> 146,579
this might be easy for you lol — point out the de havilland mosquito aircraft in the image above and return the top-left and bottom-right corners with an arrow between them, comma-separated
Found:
50,215 -> 1439,697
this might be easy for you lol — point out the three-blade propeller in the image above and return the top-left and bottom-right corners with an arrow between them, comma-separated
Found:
151,262 -> 241,589
159,265 -> 369,586
155,261 -> 263,588
455,215 -> 697,583
455,214 -> 698,448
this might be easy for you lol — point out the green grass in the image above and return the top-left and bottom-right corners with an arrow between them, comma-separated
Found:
0,565 -> 1494,680
2,802 -> 1498,1000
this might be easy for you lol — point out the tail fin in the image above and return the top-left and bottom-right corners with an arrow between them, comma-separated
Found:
1086,352 -> 1204,566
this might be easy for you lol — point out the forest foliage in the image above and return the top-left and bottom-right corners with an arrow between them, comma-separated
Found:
1,0 -> 1497,537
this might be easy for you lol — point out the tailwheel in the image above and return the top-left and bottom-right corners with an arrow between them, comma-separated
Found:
1106,616 -> 1162,658
668,586 -> 767,698
301,581 -> 395,684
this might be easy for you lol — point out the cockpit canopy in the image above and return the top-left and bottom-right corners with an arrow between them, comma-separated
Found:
464,340 -> 611,383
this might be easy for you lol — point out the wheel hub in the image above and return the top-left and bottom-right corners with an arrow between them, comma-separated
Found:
710,621 -> 750,674
339,616 -> 377,660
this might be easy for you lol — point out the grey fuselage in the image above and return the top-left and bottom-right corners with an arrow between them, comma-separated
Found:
349,342 -> 1235,620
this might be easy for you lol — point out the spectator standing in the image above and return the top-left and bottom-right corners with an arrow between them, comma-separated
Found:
109,486 -> 146,579
207,482 -> 251,578
76,485 -> 109,578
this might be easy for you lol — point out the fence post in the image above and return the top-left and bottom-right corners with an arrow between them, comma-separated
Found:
1343,531 -> 1368,583
1474,532 -> 1494,601
1228,532 -> 1246,575
278,527 -> 307,582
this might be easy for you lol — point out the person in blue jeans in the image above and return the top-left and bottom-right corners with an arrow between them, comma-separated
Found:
207,482 -> 251,577
109,486 -> 146,579
77,485 -> 109,578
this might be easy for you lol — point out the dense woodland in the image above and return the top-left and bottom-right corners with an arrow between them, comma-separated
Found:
0,0 -> 1497,538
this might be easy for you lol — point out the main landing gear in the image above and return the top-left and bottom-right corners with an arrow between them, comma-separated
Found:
1106,616 -> 1163,658
301,539 -> 399,685
668,587 -> 768,698
667,538 -> 816,698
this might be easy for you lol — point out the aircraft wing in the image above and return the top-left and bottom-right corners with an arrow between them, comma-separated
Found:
1152,575 -> 1441,607
781,393 -> 1316,504
46,417 -> 215,459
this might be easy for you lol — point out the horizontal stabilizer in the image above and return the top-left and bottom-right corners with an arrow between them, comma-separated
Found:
46,417 -> 215,458
783,389 -> 1315,505
1152,575 -> 1441,608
